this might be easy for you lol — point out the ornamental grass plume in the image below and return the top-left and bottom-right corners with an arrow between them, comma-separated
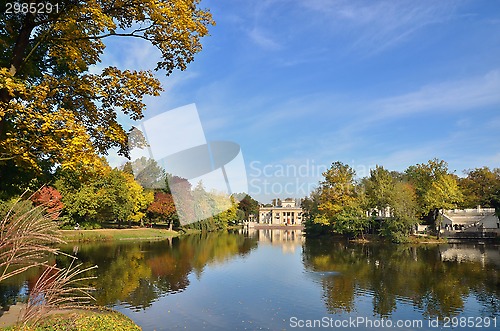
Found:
0,193 -> 97,327
0,196 -> 63,282
20,258 -> 97,326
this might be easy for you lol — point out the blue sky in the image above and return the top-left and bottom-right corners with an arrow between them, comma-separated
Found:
104,0 -> 500,202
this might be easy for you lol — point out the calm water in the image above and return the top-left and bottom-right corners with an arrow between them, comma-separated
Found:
1,229 -> 500,330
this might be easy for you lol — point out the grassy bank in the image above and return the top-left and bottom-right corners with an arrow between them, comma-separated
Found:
320,233 -> 448,244
348,234 -> 448,244
60,228 -> 178,242
407,235 -> 448,244
2,309 -> 140,331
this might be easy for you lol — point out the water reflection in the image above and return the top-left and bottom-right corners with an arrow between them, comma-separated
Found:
1,231 -> 499,330
303,239 -> 500,319
57,231 -> 258,310
244,228 -> 304,254
440,244 -> 500,267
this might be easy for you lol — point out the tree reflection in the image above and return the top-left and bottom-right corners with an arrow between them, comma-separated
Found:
303,240 -> 500,318
55,231 -> 258,310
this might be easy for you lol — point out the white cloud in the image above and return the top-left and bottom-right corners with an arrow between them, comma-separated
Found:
374,69 -> 500,119
248,28 -> 281,50
248,68 -> 500,176
333,69 -> 500,136
299,0 -> 459,54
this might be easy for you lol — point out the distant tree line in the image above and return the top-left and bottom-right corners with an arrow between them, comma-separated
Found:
302,159 -> 500,242
0,157 -> 259,231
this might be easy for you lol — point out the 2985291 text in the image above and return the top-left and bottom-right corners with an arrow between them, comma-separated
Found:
4,2 -> 60,14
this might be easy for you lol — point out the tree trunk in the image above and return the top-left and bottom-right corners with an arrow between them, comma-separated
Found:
436,209 -> 443,239
0,10 -> 36,139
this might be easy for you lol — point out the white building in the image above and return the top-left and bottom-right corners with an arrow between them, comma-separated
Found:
442,207 -> 499,232
258,198 -> 303,225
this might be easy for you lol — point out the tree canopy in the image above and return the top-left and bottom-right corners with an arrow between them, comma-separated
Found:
0,0 -> 215,194
304,158 -> 488,241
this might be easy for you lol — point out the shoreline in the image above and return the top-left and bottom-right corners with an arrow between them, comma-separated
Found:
60,228 -> 179,243
0,305 -> 140,330
248,224 -> 305,230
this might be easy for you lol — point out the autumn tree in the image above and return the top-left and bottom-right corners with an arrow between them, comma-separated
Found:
147,191 -> 177,229
318,162 -> 358,219
209,194 -> 239,230
56,165 -> 151,227
365,165 -> 394,214
390,182 -> 419,223
0,0 -> 215,195
405,159 -> 449,219
124,157 -> 166,190
459,167 -> 500,209
30,186 -> 64,219
124,172 -> 154,227
236,194 -> 259,220
312,162 -> 367,237
423,174 -> 463,238
379,182 -> 419,243
167,175 -> 194,224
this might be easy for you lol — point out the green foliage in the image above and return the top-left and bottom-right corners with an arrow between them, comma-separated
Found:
423,174 -> 463,213
421,174 -> 463,238
403,159 -> 464,235
459,167 -> 500,208
56,167 -> 150,226
306,162 -> 368,238
331,210 -> 370,239
305,159 -> 458,241
124,157 -> 166,190
317,162 -> 359,219
13,310 -> 141,331
378,218 -> 416,243
0,0 -> 215,192
366,165 -> 394,211
405,158 -> 449,214
390,182 -> 419,221
182,195 -> 239,232
236,194 -> 259,220
0,197 -> 33,221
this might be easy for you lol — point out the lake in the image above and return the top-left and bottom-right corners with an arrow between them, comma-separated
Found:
1,229 -> 499,330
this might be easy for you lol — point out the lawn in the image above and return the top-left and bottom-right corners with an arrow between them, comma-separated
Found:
59,228 -> 178,242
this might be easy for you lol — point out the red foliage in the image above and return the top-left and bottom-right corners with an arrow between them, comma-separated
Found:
147,192 -> 176,219
31,186 -> 64,219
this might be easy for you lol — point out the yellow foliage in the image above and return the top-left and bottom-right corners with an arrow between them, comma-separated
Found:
0,0 -> 215,176
124,172 -> 154,222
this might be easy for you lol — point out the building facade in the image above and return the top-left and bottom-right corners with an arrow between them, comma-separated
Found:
442,207 -> 500,231
258,198 -> 303,225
